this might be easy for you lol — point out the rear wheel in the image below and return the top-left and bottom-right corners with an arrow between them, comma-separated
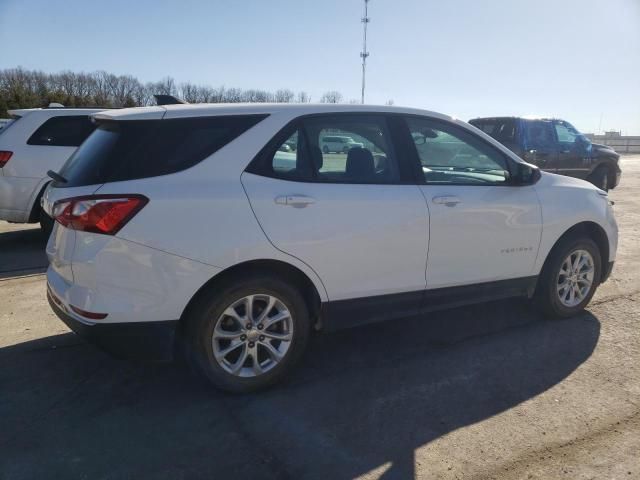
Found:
589,167 -> 609,191
185,275 -> 311,392
534,236 -> 601,318
322,145 -> 329,154
39,208 -> 54,238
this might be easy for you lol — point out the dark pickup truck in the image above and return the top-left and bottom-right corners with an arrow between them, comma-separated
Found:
469,117 -> 621,190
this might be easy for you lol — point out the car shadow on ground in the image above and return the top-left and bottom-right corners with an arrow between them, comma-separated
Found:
0,225 -> 48,279
0,299 -> 600,479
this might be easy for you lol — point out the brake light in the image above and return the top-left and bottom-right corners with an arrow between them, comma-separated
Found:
53,195 -> 148,235
0,151 -> 13,167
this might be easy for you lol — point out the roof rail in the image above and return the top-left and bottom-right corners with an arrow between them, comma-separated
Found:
48,102 -> 65,108
154,94 -> 188,106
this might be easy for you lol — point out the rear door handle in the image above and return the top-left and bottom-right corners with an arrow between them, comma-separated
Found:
275,195 -> 316,207
432,195 -> 461,207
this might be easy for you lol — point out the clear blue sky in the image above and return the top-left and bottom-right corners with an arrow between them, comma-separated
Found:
1,0 -> 638,134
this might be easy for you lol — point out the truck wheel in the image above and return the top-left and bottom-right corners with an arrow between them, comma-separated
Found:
185,275 -> 311,393
589,167 -> 609,191
534,236 -> 601,319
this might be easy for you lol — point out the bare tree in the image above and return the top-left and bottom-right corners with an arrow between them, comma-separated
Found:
180,82 -> 200,103
274,89 -> 294,103
296,91 -> 311,103
0,67 -> 346,116
319,90 -> 343,103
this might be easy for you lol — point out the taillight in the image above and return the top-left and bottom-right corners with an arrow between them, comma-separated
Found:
53,195 -> 148,235
0,151 -> 13,167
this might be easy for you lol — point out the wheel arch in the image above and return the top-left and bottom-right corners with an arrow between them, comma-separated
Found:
179,259 -> 323,329
27,179 -> 50,222
542,221 -> 610,283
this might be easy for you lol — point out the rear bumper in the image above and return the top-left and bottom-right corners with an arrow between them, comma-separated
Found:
47,288 -> 177,362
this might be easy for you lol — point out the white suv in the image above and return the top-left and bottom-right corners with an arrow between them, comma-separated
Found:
0,107 -> 105,233
42,104 -> 618,392
321,135 -> 364,153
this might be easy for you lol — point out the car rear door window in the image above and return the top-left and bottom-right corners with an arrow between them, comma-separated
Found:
470,118 -> 516,144
27,115 -> 95,147
250,115 -> 402,184
304,115 -> 400,184
57,115 -> 266,187
524,120 -> 556,150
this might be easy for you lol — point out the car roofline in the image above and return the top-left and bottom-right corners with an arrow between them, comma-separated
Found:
90,103 -> 459,122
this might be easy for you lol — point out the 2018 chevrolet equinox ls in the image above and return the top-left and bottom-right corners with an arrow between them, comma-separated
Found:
42,104 -> 617,392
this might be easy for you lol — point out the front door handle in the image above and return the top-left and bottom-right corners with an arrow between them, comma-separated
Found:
275,195 -> 316,208
432,195 -> 461,207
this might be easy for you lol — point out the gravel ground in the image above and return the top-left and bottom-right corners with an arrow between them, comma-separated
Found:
1,156 -> 639,479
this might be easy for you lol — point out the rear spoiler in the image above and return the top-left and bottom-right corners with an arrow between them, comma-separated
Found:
154,95 -> 188,106
7,109 -> 27,119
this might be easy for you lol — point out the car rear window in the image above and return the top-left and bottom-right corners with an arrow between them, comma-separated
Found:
57,115 -> 267,187
27,115 -> 95,146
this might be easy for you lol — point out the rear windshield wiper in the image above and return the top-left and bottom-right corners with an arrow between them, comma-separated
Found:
47,170 -> 68,184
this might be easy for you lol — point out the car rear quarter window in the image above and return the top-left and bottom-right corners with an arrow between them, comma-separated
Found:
27,115 -> 95,146
57,115 -> 266,187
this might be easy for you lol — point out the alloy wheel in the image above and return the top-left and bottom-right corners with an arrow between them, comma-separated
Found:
556,249 -> 595,307
212,294 -> 293,377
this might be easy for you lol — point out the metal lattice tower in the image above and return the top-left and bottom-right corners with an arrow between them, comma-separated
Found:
360,0 -> 370,104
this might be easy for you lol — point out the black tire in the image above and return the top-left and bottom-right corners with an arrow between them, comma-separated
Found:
322,145 -> 329,154
534,236 -> 601,318
342,146 -> 349,153
589,167 -> 609,191
39,208 -> 54,239
184,275 -> 311,393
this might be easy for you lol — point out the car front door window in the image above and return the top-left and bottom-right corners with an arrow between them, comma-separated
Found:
406,118 -> 510,185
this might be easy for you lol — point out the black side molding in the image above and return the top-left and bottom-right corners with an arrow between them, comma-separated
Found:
321,276 -> 538,332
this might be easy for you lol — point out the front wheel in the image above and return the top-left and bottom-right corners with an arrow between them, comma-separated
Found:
185,275 -> 311,392
589,167 -> 609,191
534,237 -> 601,318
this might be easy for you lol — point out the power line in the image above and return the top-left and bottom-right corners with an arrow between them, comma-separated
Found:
360,0 -> 370,104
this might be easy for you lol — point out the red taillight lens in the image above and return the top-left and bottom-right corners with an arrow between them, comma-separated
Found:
53,195 -> 148,235
69,304 -> 108,320
0,151 -> 13,167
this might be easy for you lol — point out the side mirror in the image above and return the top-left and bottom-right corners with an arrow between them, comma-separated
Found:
512,162 -> 541,185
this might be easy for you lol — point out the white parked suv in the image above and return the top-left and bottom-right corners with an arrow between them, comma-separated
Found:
0,106 -> 104,233
43,104 -> 617,392
321,134 -> 364,153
